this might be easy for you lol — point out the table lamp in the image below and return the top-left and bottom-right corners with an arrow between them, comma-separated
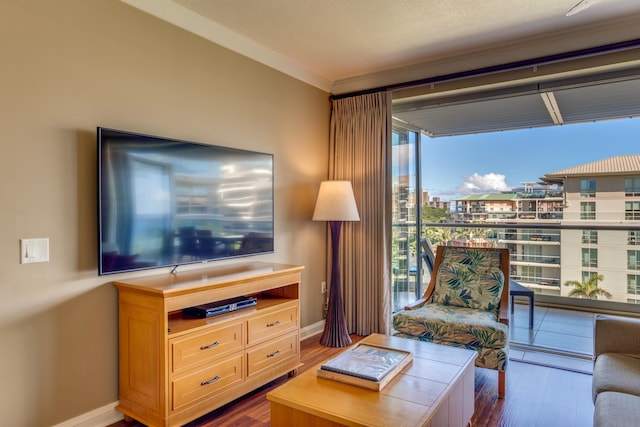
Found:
312,180 -> 360,347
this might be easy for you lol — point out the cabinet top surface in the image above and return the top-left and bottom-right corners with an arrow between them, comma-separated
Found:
112,262 -> 303,295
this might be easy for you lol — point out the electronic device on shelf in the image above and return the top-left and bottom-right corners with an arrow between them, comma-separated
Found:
182,295 -> 258,318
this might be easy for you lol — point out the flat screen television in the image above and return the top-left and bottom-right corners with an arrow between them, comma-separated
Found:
98,127 -> 274,275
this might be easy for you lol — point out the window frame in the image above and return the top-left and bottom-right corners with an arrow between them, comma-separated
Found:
580,179 -> 596,198
582,229 -> 598,244
580,201 -> 596,220
625,177 -> 640,197
625,201 -> 640,220
628,274 -> 640,295
629,250 -> 640,270
582,247 -> 598,268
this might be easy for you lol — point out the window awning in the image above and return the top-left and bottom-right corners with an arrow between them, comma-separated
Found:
392,67 -> 640,137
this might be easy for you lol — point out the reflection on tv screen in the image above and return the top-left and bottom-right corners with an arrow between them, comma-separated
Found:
98,127 -> 274,275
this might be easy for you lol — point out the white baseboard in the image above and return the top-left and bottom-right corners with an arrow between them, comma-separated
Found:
51,401 -> 123,427
300,320 -> 324,340
55,321 -> 326,427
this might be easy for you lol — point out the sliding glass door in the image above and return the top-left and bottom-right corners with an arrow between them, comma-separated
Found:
390,113 -> 640,315
391,123 -> 426,312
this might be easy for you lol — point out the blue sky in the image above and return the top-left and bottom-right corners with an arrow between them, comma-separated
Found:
422,117 -> 640,200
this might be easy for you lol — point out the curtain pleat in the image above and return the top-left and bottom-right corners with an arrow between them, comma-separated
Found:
328,91 -> 392,335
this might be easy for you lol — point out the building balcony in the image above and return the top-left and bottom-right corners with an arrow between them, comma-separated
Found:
517,212 -> 564,220
498,238 -> 561,245
511,256 -> 561,267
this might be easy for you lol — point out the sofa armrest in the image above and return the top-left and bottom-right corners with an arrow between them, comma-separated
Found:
594,314 -> 640,359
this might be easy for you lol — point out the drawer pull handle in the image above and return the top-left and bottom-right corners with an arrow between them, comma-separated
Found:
201,375 -> 220,386
200,341 -> 220,350
267,350 -> 281,358
266,320 -> 281,327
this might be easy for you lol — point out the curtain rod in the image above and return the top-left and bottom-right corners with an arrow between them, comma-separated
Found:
330,38 -> 640,100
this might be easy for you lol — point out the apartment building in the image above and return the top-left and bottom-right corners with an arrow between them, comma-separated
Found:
454,193 -> 518,221
452,186 -> 564,295
542,154 -> 640,303
429,196 -> 451,211
448,155 -> 640,302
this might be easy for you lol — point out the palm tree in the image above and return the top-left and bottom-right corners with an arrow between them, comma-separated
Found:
564,274 -> 612,300
424,226 -> 453,247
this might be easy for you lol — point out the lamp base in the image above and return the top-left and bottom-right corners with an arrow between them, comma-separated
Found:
319,221 -> 352,348
319,315 -> 352,348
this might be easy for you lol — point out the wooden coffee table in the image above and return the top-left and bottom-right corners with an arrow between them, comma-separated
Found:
267,333 -> 477,427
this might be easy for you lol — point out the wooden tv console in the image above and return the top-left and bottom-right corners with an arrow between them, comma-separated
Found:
112,262 -> 304,427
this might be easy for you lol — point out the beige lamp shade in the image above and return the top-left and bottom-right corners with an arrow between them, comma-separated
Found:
312,181 -> 360,222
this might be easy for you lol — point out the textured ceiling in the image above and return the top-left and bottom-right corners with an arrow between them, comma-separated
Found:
168,0 -> 640,81
124,0 -> 640,135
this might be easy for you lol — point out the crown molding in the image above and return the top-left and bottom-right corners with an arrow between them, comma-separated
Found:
119,0 -> 333,93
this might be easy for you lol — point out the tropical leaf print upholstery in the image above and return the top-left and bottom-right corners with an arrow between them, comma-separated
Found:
431,247 -> 504,311
392,246 -> 510,380
393,303 -> 508,348
392,331 -> 508,371
392,303 -> 509,371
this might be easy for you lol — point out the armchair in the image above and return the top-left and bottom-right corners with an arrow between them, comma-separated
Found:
393,245 -> 510,397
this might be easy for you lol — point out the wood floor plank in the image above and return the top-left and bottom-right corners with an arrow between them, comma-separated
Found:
108,334 -> 594,427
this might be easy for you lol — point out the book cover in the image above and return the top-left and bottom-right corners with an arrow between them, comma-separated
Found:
319,344 -> 410,382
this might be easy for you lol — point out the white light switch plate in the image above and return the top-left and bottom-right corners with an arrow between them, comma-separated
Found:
20,238 -> 49,263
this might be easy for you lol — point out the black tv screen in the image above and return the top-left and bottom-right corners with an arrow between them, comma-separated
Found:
98,127 -> 274,275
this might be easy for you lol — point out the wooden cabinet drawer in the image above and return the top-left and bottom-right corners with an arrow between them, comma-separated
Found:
171,353 -> 244,411
170,321 -> 244,374
247,332 -> 298,376
247,304 -> 298,345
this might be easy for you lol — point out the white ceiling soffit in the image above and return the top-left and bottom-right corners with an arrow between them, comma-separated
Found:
392,69 -> 640,137
120,0 -> 640,94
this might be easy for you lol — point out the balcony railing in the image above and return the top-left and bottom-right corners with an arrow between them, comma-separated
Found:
391,220 -> 640,313
511,254 -> 561,265
453,212 -> 564,221
498,232 -> 561,243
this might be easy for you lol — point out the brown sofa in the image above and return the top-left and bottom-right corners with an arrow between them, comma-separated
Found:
593,314 -> 640,426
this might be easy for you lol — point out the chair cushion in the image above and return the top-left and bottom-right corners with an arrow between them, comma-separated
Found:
393,332 -> 508,371
593,353 -> 640,401
594,391 -> 640,427
392,303 -> 508,349
431,247 -> 504,311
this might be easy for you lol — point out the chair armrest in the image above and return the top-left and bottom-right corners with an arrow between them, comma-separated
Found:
499,304 -> 509,326
594,314 -> 640,358
404,297 -> 429,310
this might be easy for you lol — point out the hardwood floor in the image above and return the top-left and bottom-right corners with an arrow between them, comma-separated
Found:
110,334 -> 594,427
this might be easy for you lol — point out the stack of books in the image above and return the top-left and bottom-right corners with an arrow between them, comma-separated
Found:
317,343 -> 412,391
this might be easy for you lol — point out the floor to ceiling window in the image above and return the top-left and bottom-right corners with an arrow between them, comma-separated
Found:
391,115 -> 640,313
388,48 -> 640,363
391,125 -> 425,312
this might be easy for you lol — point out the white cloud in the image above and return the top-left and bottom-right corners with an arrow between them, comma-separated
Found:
456,172 -> 511,195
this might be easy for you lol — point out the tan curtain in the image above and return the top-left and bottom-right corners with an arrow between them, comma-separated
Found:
329,91 -> 392,335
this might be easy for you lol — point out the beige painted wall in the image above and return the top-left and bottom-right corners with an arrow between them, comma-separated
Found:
0,1 -> 330,425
